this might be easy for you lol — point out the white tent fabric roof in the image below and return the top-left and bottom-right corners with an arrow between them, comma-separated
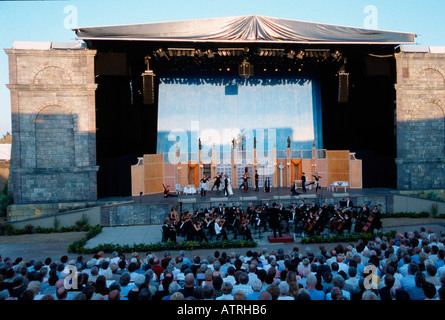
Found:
74,15 -> 416,44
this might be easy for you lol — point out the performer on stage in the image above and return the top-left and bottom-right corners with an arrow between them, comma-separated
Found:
242,167 -> 249,192
254,170 -> 259,191
264,177 -> 271,192
301,172 -> 307,193
162,184 -> 178,198
226,175 -> 233,196
211,173 -> 222,194
223,174 -> 229,197
290,181 -> 300,195
313,173 -> 321,193
200,175 -> 210,198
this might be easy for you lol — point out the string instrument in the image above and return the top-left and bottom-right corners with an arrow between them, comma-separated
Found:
306,217 -> 318,233
336,218 -> 347,232
361,214 -> 374,233
171,208 -> 180,223
302,213 -> 313,230
329,216 -> 341,230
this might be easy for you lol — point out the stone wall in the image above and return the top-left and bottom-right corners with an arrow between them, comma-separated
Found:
5,46 -> 98,204
395,49 -> 445,190
101,204 -> 168,227
100,193 -> 393,227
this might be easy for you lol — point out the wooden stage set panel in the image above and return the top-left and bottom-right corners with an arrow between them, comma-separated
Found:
131,149 -> 362,195
131,154 -> 165,196
326,150 -> 350,186
143,154 -> 164,194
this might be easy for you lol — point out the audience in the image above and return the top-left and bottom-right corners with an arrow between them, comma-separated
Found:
0,226 -> 444,301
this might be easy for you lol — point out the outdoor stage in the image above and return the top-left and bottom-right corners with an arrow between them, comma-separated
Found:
124,185 -> 394,244
101,185 -> 398,237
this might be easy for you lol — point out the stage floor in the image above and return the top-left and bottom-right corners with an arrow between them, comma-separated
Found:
131,186 -> 396,207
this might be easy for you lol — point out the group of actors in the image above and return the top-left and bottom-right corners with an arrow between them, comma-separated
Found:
162,170 -> 321,200
198,167 -> 265,198
161,196 -> 382,243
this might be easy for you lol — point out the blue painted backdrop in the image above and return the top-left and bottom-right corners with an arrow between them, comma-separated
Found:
156,76 -> 323,157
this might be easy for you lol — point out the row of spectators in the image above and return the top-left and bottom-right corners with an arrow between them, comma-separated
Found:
0,226 -> 444,300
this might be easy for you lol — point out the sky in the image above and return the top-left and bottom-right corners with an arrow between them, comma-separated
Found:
0,0 -> 444,137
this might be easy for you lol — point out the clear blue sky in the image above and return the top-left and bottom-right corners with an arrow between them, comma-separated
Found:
0,0 -> 444,137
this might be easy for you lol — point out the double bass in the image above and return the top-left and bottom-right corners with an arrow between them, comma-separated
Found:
362,207 -> 379,233
306,217 -> 318,233
361,215 -> 374,233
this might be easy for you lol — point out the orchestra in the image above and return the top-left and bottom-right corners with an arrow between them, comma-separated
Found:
161,197 -> 382,243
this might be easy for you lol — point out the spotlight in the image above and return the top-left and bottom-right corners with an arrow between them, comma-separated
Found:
296,50 -> 305,59
287,50 -> 295,59
331,50 -> 342,61
196,49 -> 204,57
206,50 -> 214,58
156,48 -> 165,57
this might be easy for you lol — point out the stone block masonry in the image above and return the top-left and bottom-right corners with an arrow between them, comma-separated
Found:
5,46 -> 98,205
395,50 -> 445,190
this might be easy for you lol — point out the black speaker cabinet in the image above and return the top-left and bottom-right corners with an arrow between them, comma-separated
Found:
142,71 -> 154,105
338,72 -> 349,104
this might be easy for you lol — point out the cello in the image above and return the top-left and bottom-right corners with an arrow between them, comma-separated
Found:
361,214 -> 374,233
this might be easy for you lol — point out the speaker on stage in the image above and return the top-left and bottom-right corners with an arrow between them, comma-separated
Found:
338,72 -> 349,103
142,70 -> 155,104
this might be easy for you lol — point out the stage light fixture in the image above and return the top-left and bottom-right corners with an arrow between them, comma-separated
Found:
206,50 -> 215,58
331,50 -> 342,61
155,48 -> 166,57
287,50 -> 295,59
195,49 -> 204,57
296,50 -> 305,59
238,59 -> 254,79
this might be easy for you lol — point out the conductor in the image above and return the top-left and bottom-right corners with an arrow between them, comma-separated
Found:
269,203 -> 283,238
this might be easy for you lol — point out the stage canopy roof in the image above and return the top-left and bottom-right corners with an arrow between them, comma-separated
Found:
74,15 -> 416,45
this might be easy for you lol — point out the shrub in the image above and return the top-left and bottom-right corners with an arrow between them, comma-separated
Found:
301,230 -> 397,244
67,236 -> 257,254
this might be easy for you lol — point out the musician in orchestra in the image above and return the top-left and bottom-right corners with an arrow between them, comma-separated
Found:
364,206 -> 382,233
214,218 -> 228,240
239,216 -> 254,241
192,218 -> 208,242
305,211 -> 321,236
340,211 -> 352,233
355,202 -> 370,233
162,219 -> 177,242
345,196 -> 354,210
179,211 -> 194,241
310,201 -> 319,212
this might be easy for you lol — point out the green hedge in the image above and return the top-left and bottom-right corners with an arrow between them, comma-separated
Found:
382,212 -> 430,218
68,237 -> 258,254
301,230 -> 397,244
